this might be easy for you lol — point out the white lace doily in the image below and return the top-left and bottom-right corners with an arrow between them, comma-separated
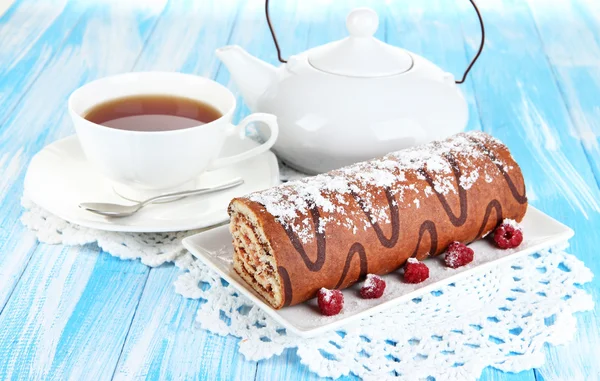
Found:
21,190 -> 594,380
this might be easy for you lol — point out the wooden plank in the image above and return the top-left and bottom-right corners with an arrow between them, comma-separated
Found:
520,1 -> 600,379
0,246 -> 148,380
132,0 -> 238,75
0,0 -> 86,312
113,266 -> 257,381
478,368 -> 540,381
0,0 -> 88,311
110,1 -> 257,379
0,0 -> 67,69
0,0 -> 16,18
0,0 -> 85,123
455,0 -> 600,379
524,0 -> 600,188
0,1 -> 168,379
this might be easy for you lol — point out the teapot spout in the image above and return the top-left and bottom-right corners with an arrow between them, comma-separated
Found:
216,45 -> 277,111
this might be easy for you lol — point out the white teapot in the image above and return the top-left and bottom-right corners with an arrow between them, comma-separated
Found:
216,4 -> 483,174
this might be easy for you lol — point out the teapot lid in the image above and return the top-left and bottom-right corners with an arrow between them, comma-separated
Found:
308,8 -> 413,77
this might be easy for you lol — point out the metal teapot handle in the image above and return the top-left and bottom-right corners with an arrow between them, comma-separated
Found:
265,0 -> 485,84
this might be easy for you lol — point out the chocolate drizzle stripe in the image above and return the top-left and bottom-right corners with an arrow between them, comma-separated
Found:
467,136 -> 527,204
476,199 -> 503,238
278,266 -> 293,307
352,187 -> 400,248
282,205 -> 326,272
411,220 -> 438,258
333,242 -> 368,289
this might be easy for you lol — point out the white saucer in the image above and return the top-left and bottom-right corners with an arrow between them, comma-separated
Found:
24,135 -> 280,233
183,206 -> 574,337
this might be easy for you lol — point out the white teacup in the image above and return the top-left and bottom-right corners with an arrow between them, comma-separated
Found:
68,71 -> 278,200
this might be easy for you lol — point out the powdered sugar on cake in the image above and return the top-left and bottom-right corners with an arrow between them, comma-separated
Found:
248,131 -> 511,244
460,170 -> 480,189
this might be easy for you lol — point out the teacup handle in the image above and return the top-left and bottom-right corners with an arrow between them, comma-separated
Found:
207,113 -> 279,171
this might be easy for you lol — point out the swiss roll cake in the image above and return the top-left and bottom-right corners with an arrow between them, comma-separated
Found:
228,131 -> 527,309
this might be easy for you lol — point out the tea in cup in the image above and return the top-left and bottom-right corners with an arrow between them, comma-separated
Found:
68,71 -> 278,200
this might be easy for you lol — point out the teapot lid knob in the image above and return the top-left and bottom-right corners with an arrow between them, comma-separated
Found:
307,7 -> 413,77
346,8 -> 378,38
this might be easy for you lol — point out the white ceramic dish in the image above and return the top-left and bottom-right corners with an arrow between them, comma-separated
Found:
24,135 -> 279,233
183,206 -> 574,338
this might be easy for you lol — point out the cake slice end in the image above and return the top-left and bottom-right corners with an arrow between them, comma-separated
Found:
229,199 -> 285,309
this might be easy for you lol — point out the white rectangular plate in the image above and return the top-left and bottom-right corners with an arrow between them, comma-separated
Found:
182,206 -> 574,338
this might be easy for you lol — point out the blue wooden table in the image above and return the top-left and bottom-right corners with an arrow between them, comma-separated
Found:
0,0 -> 599,379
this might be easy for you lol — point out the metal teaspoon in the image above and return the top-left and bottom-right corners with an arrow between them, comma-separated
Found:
79,177 -> 244,218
